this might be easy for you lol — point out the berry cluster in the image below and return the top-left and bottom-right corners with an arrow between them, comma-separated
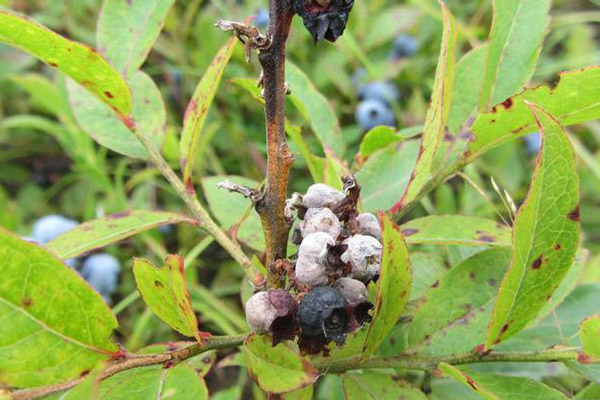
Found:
245,177 -> 381,353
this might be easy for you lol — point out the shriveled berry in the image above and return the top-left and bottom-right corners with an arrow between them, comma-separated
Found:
298,286 -> 348,345
333,277 -> 373,325
294,0 -> 354,43
302,183 -> 345,209
295,232 -> 335,288
356,213 -> 381,239
341,234 -> 382,282
245,290 -> 297,343
300,207 -> 342,239
355,99 -> 396,131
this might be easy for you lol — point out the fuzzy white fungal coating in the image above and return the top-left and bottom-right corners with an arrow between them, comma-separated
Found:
356,213 -> 381,239
302,184 -> 345,209
245,292 -> 277,334
295,232 -> 335,287
300,208 -> 342,239
341,234 -> 382,281
333,277 -> 368,306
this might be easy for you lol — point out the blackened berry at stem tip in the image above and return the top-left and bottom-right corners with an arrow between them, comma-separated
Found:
294,0 -> 355,43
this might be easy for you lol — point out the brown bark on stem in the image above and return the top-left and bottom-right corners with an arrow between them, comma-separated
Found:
257,0 -> 295,288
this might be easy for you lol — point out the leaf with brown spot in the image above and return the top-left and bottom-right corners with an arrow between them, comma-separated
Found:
0,8 -> 132,117
486,104 -> 580,349
133,255 -> 205,342
47,210 -> 195,259
440,363 -> 569,400
581,315 -> 600,362
361,213 -> 411,360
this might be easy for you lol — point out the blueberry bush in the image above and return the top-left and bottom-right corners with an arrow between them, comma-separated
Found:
0,0 -> 600,399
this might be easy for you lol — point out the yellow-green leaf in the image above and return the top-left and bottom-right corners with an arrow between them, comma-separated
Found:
0,7 -> 132,117
342,372 -> 428,400
133,255 -> 204,342
361,213 -> 411,359
0,228 -> 118,388
581,315 -> 600,362
486,104 -> 580,348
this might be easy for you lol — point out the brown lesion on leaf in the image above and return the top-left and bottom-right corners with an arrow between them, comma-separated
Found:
532,255 -> 543,269
488,278 -> 496,286
401,228 -> 419,236
465,375 -> 479,390
476,234 -> 496,243
104,91 -> 114,99
107,210 -> 132,219
21,297 -> 33,309
568,205 -> 580,222
554,244 -> 562,250
469,272 -> 476,281
154,280 -> 164,289
431,280 -> 439,289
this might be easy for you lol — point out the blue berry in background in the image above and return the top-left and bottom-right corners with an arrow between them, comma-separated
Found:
158,224 -> 174,236
254,8 -> 269,28
524,132 -> 541,155
81,253 -> 121,304
358,81 -> 399,106
355,99 -> 396,131
32,214 -> 78,244
391,34 -> 419,59
351,68 -> 366,89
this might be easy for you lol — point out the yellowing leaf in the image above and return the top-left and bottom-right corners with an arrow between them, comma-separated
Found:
581,315 -> 600,362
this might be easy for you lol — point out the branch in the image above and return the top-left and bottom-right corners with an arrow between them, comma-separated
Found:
256,0 -> 296,288
9,335 -> 247,400
127,126 -> 265,286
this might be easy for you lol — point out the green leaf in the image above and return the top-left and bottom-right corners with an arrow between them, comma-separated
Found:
201,175 -> 265,252
133,255 -> 204,341
361,214 -> 411,359
356,140 -> 420,212
575,384 -> 600,399
400,216 -> 511,247
280,385 -> 314,400
342,372 -> 428,400
97,0 -> 176,77
358,126 -> 398,159
47,210 -> 195,259
68,70 -> 165,159
286,61 -> 345,157
243,334 -> 318,394
447,44 -> 487,134
469,67 -> 600,162
439,363 -> 569,400
392,1 -> 457,212
479,0 -> 551,111
63,363 -> 208,400
180,37 -> 236,187
581,315 -> 600,361
9,73 -> 66,116
0,228 -> 118,388
0,8 -> 132,117
486,104 -> 580,348
408,249 -> 510,356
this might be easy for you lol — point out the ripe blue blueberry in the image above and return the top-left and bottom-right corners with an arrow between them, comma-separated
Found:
391,34 -> 419,59
355,99 -> 396,131
358,81 -> 399,106
81,253 -> 121,304
524,132 -> 541,155
32,214 -> 78,244
254,8 -> 269,28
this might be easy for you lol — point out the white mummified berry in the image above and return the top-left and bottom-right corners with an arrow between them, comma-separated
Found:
245,290 -> 297,334
341,234 -> 382,281
302,184 -> 345,209
333,277 -> 368,306
300,208 -> 342,239
295,232 -> 335,288
356,213 -> 381,239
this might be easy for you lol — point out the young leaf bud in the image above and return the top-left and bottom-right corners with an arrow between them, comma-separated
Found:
341,234 -> 382,282
245,290 -> 297,344
356,213 -> 381,239
294,0 -> 354,43
302,183 -> 345,209
298,286 -> 348,346
295,232 -> 335,287
300,207 -> 342,239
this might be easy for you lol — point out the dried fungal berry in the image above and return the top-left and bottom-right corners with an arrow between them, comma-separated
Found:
300,207 -> 342,239
245,290 -> 298,344
294,0 -> 354,43
302,183 -> 346,209
356,213 -> 381,240
295,232 -> 335,288
333,277 -> 373,325
341,234 -> 382,282
298,286 -> 348,346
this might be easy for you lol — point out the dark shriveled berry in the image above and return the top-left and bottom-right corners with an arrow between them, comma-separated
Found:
298,286 -> 348,350
245,290 -> 298,345
294,0 -> 355,43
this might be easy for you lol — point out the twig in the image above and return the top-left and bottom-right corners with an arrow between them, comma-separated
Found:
9,335 -> 247,400
255,0 -> 296,288
217,179 -> 260,201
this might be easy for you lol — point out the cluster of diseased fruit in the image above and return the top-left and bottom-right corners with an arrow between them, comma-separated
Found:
245,176 -> 382,353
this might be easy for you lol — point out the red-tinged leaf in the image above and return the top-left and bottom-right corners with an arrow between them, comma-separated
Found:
0,8 -> 132,117
485,104 -> 580,348
180,37 -> 237,187
361,213 -> 411,360
133,255 -> 206,342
